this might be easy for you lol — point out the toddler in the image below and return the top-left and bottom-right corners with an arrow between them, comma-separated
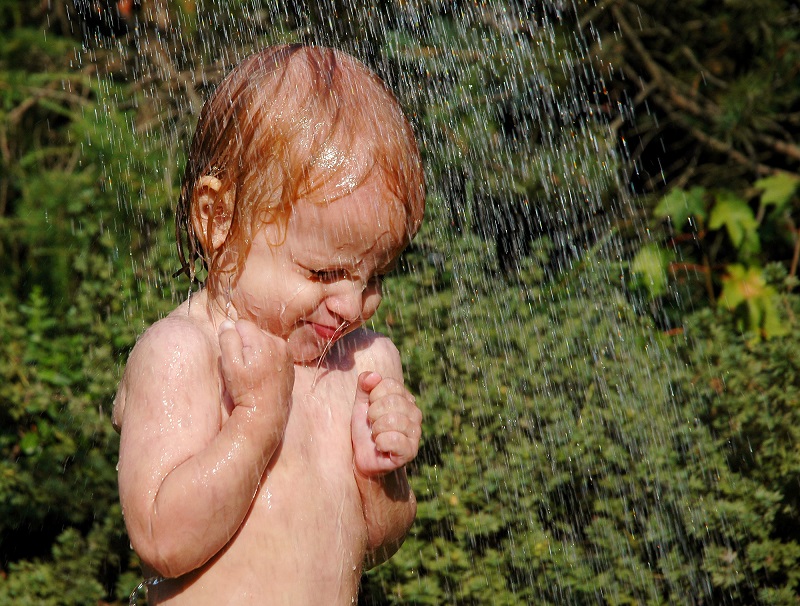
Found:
113,44 -> 425,605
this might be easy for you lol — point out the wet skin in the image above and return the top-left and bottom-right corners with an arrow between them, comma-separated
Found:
113,184 -> 421,605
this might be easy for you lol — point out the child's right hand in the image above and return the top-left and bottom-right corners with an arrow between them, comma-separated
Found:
218,319 -> 294,414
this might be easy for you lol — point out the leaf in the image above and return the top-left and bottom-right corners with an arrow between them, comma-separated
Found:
719,264 -> 788,340
708,192 -> 759,254
630,244 -> 674,298
20,431 -> 40,455
759,290 -> 788,340
754,172 -> 800,211
654,186 -> 707,229
719,264 -> 763,311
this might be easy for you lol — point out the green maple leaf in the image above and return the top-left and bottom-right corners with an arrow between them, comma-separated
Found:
630,244 -> 674,298
654,186 -> 707,230
719,264 -> 787,341
719,264 -> 754,311
754,172 -> 800,211
708,192 -> 760,256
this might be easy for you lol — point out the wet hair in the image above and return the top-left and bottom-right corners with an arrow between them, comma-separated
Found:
175,44 -> 425,297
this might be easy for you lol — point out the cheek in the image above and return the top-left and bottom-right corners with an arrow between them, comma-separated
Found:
361,290 -> 382,321
281,280 -> 323,320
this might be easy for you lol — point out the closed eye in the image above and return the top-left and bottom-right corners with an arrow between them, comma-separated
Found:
304,263 -> 388,288
309,269 -> 349,283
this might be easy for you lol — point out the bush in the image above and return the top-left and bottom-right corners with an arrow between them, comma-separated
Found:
1,6 -> 174,602
3,2 -> 800,604
362,216 -> 800,604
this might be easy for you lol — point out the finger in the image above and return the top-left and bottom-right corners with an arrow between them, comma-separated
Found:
374,432 -> 418,462
370,413 -> 421,440
367,394 -> 421,423
367,377 -> 410,401
353,448 -> 395,477
355,371 -> 382,407
233,319 -> 268,368
351,371 -> 382,445
218,320 -> 244,380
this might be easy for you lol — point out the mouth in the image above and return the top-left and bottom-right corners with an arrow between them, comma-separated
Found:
311,322 -> 341,340
310,321 -> 351,343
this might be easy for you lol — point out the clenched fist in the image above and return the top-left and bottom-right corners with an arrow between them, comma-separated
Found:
351,371 -> 422,478
218,319 -> 293,423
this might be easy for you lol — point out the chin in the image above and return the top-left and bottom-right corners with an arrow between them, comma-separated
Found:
287,338 -> 326,365
292,351 -> 323,366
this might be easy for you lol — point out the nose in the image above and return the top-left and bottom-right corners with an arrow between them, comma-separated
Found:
326,280 -> 365,323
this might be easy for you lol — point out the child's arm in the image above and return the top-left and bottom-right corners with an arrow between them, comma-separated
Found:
350,340 -> 421,568
116,318 -> 292,578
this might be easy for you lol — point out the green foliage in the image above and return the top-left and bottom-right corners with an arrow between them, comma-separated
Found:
719,265 -> 787,341
0,285 -> 141,604
630,243 -> 675,298
3,1 -> 800,605
679,297 -> 800,603
639,175 -> 800,338
756,173 -> 800,212
1,3 -> 176,602
654,186 -> 707,231
708,192 -> 760,257
592,0 -> 800,332
364,216 -> 800,604
381,3 -> 620,271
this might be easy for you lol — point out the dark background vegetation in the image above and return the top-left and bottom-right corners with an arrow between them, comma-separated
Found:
2,1 -> 800,604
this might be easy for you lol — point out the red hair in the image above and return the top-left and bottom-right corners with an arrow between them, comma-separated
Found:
175,44 -> 425,299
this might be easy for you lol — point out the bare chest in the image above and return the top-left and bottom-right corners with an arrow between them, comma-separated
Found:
232,366 -> 368,556
150,367 -> 369,605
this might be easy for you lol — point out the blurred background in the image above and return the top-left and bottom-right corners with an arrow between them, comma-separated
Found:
2,1 -> 800,604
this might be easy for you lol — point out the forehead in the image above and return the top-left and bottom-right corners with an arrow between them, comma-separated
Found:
242,51 -> 423,227
286,179 -> 409,267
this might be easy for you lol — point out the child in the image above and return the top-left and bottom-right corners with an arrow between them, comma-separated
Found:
113,44 -> 425,605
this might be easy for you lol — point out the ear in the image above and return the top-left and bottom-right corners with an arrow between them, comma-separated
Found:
191,175 -> 234,252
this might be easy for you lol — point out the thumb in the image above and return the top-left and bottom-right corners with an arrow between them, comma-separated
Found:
232,319 -> 265,367
218,319 -> 243,379
354,371 -> 382,406
351,371 -> 382,440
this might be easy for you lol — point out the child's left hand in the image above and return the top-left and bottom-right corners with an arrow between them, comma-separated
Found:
351,371 -> 422,478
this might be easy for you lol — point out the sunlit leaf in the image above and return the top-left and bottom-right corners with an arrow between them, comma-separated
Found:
719,264 -> 787,340
708,193 -> 759,255
754,172 -> 800,211
719,264 -> 763,311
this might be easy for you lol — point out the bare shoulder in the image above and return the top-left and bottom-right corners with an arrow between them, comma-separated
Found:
349,328 -> 403,382
113,314 -> 218,430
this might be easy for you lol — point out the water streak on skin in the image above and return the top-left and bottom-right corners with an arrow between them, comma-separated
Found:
224,274 -> 235,321
278,281 -> 311,327
275,280 -> 351,385
334,489 -> 349,602
312,320 -> 348,389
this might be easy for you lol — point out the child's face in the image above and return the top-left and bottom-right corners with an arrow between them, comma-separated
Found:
229,177 -> 408,363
